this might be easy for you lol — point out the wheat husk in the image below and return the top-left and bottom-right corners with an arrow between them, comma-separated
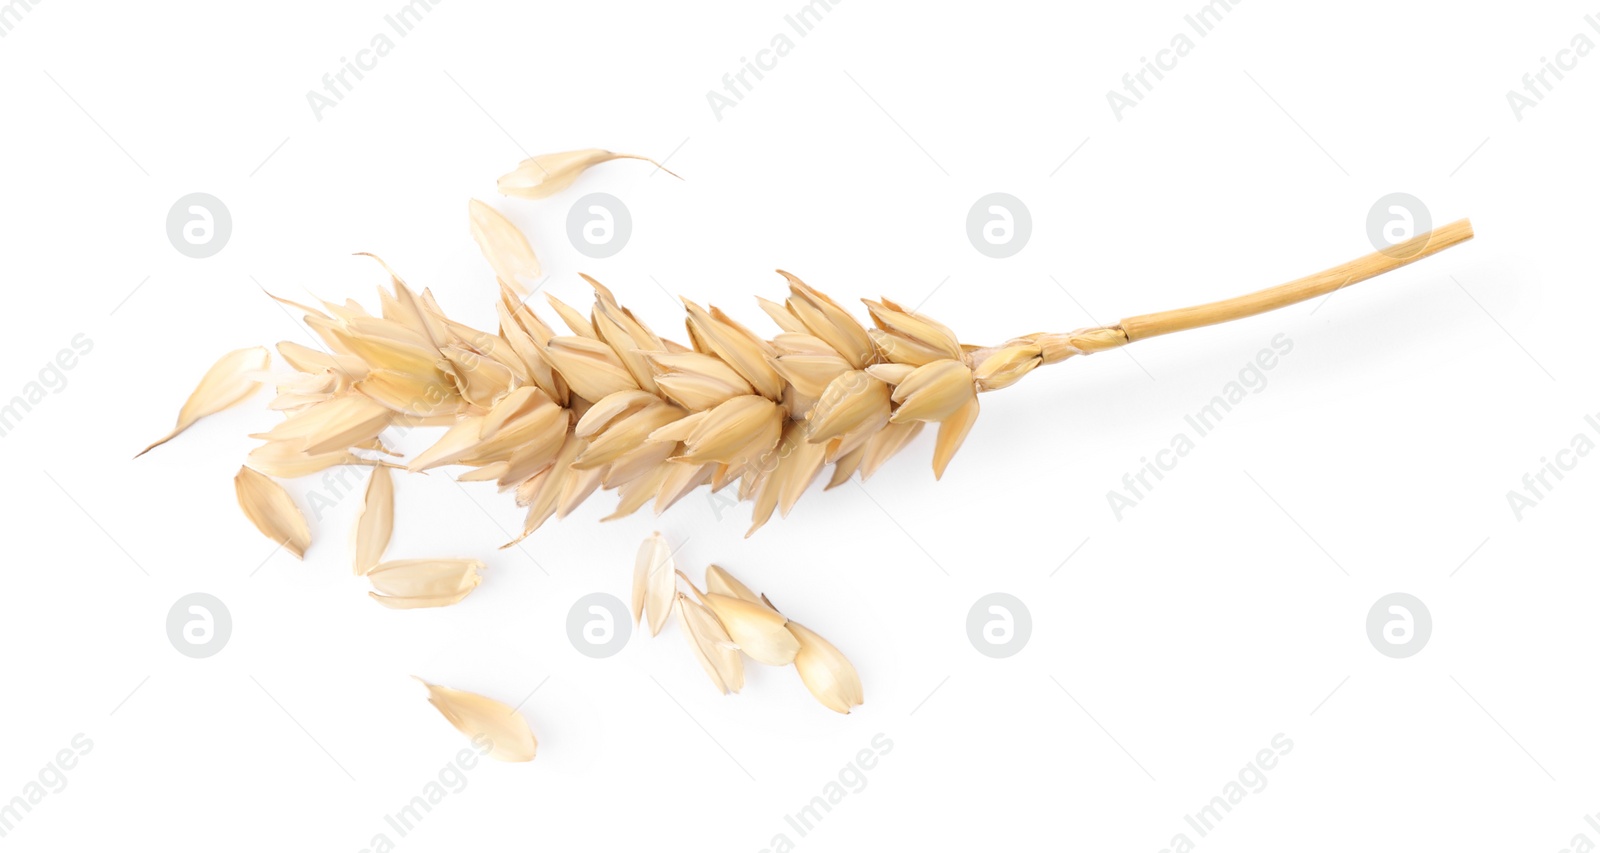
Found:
676,592 -> 744,694
496,149 -> 680,199
416,679 -> 537,762
367,558 -> 483,609
233,465 -> 311,558
138,346 -> 270,457
632,532 -> 675,636
352,465 -> 393,574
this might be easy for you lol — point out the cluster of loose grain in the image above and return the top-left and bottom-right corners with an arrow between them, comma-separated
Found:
633,534 -> 862,713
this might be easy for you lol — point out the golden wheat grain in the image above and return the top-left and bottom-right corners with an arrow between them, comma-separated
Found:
785,619 -> 863,714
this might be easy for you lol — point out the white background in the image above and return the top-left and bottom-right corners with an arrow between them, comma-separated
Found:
1,0 -> 1596,850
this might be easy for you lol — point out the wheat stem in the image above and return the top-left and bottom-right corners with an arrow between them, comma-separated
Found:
1116,218 -> 1474,343
979,219 -> 1475,370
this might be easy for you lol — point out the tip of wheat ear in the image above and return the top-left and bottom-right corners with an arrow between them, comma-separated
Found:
186,215 -> 1468,544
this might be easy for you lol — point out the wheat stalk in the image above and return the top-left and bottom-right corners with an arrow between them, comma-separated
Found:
141,191 -> 1473,553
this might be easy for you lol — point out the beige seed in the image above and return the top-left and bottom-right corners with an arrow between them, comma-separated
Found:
788,620 -> 864,714
703,593 -> 800,666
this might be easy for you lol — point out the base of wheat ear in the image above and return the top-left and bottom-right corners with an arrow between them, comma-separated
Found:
158,209 -> 1473,544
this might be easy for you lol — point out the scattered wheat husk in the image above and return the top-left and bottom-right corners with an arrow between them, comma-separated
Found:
137,347 -> 269,457
676,592 -> 744,695
367,558 -> 483,609
352,465 -> 393,575
633,532 -> 675,636
468,199 -> 542,299
233,465 -> 310,559
496,149 -> 680,199
416,678 -> 537,762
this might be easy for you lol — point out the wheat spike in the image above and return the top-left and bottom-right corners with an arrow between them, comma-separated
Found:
153,201 -> 1473,550
253,214 -> 1473,543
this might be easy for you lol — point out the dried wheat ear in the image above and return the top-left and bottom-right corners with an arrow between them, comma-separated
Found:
138,156 -> 1472,556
